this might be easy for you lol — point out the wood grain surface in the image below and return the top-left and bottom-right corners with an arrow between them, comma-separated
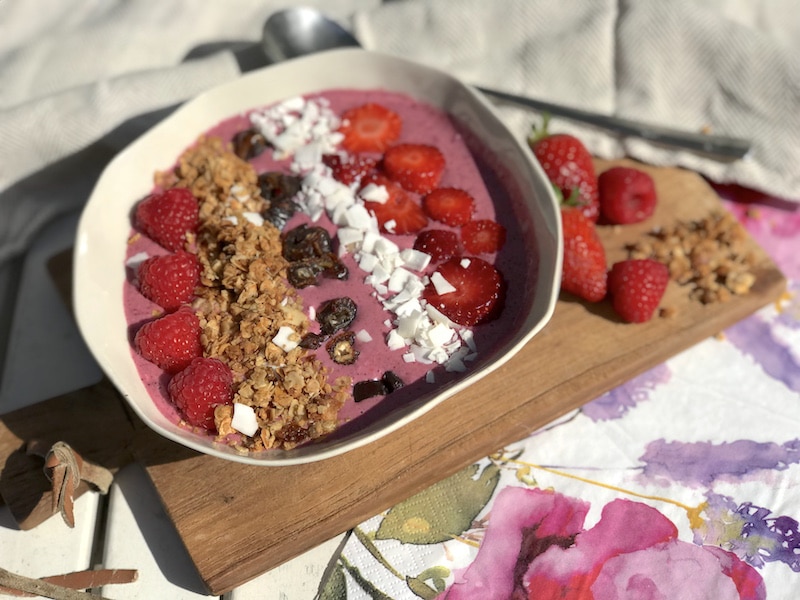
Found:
0,160 -> 786,594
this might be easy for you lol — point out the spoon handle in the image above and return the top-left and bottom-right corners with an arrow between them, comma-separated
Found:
475,86 -> 751,160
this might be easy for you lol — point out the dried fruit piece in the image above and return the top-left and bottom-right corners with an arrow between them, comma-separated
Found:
608,258 -> 670,323
133,306 -> 202,374
339,103 -> 402,153
282,224 -> 334,261
422,188 -> 475,226
168,357 -> 233,431
362,174 -> 428,235
353,371 -> 405,402
326,331 -> 359,365
134,187 -> 199,252
138,251 -> 200,311
461,219 -> 506,254
317,297 -> 358,335
413,230 -> 461,263
232,128 -> 268,160
560,208 -> 607,302
382,371 -> 405,393
599,166 -> 657,224
353,379 -> 388,402
259,171 -> 301,229
422,257 -> 506,327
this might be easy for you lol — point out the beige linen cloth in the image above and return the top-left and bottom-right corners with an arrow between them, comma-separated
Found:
1,0 -> 798,265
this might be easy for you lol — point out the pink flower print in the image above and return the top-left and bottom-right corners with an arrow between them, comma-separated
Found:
440,488 -> 766,600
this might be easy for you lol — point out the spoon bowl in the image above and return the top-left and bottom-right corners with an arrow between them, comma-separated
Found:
262,7 -> 360,63
261,7 -> 751,159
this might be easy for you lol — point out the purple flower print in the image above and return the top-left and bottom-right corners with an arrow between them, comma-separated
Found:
440,487 -> 765,599
583,363 -> 671,421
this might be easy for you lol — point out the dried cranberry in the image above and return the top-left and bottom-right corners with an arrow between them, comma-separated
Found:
325,331 -> 359,365
317,298 -> 357,335
232,128 -> 268,160
353,379 -> 389,402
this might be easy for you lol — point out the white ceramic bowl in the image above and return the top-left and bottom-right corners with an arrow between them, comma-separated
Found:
73,48 -> 562,465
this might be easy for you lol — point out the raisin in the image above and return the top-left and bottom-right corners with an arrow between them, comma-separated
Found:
258,172 -> 301,202
353,379 -> 389,402
321,253 -> 349,281
326,331 -> 359,365
276,423 -> 309,446
299,332 -> 327,349
382,371 -> 405,393
232,128 -> 268,160
263,196 -> 298,230
287,259 -> 325,288
282,224 -> 333,261
318,297 -> 358,335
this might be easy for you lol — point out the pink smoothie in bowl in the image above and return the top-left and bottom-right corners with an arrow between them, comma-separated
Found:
122,85 -> 546,457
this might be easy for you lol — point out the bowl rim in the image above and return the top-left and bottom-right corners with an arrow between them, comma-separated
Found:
73,47 -> 562,466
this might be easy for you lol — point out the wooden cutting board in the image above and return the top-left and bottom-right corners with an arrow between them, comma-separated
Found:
1,159 -> 787,594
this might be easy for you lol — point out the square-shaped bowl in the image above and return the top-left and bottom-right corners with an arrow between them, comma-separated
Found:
73,48 -> 562,466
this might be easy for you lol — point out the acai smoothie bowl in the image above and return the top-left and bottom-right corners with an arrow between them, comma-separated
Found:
73,49 -> 562,465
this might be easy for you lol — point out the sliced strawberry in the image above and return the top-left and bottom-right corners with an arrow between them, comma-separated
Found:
382,144 -> 445,194
460,219 -> 506,255
422,187 -> 475,226
361,174 -> 428,235
322,154 -> 378,186
338,103 -> 401,153
422,257 -> 506,327
413,230 -> 461,263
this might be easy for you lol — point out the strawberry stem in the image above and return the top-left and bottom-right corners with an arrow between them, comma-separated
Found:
527,112 -> 552,145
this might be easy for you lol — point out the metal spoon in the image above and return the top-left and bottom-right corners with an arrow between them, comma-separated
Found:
261,7 -> 751,160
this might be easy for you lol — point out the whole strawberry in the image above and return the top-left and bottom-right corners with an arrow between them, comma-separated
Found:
138,251 -> 200,311
168,357 -> 233,431
599,166 -> 657,224
133,306 -> 203,373
560,208 -> 607,302
134,187 -> 199,252
608,259 -> 669,323
529,116 -> 599,222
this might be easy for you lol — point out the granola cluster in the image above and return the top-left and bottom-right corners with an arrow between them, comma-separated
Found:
626,210 -> 757,304
155,137 -> 349,451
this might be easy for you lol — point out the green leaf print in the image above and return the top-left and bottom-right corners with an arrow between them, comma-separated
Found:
376,462 -> 500,544
318,563 -> 348,600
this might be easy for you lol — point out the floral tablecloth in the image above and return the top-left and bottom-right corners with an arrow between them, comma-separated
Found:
321,186 -> 800,599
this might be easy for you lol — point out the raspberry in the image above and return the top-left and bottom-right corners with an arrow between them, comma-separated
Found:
133,306 -> 203,374
134,188 -> 199,252
608,259 -> 670,323
168,357 -> 234,431
138,251 -> 200,312
599,166 -> 658,224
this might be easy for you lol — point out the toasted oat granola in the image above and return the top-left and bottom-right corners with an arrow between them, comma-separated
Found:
156,137 -> 349,451
626,210 -> 757,305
